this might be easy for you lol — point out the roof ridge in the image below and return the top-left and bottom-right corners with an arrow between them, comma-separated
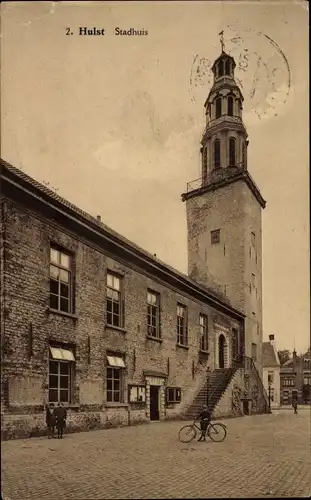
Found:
1,158 -> 236,311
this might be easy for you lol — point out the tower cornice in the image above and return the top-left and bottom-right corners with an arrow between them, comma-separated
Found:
181,168 -> 266,209
201,117 -> 247,143
204,81 -> 244,107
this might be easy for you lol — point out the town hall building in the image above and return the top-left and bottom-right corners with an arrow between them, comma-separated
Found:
0,48 -> 269,439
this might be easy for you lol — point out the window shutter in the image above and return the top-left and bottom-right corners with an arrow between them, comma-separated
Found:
176,388 -> 181,402
121,297 -> 125,328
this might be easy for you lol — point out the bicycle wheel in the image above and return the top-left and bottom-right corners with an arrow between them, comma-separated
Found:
208,423 -> 227,442
178,425 -> 197,443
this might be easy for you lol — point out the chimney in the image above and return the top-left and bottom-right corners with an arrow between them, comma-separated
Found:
96,215 -> 101,222
269,334 -> 275,348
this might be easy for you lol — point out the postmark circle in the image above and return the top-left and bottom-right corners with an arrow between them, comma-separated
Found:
189,26 -> 291,123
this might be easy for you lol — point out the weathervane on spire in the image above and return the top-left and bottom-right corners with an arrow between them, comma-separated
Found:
219,30 -> 225,52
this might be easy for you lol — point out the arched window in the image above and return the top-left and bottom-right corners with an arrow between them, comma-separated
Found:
215,97 -> 222,119
218,61 -> 224,77
242,141 -> 247,168
214,139 -> 221,168
202,147 -> 208,178
229,138 -> 236,166
228,96 -> 234,116
225,59 -> 231,75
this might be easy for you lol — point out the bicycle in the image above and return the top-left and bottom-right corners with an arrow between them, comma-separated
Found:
178,419 -> 227,443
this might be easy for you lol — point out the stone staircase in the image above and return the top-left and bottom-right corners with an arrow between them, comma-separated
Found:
185,367 -> 237,419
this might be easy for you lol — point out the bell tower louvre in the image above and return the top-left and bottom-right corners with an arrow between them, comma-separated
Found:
182,41 -> 266,370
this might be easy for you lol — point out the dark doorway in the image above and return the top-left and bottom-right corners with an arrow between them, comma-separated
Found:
219,334 -> 226,369
243,400 -> 250,415
150,386 -> 160,421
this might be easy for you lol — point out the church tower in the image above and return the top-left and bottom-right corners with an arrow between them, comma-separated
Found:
182,47 -> 266,372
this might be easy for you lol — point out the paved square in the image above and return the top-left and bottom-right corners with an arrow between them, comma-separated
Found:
2,410 -> 311,499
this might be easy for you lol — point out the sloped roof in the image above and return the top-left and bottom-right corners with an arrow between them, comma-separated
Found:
0,158 -> 245,321
262,342 -> 280,367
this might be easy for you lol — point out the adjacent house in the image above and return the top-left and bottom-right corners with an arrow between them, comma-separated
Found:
280,350 -> 311,405
262,335 -> 280,408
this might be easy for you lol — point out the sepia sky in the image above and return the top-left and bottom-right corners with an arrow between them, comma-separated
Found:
1,1 -> 309,353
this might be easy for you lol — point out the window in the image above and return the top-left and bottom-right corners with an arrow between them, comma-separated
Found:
50,246 -> 72,313
218,61 -> 224,77
106,354 -> 125,403
304,376 -> 311,385
228,96 -> 233,116
129,385 -> 146,403
283,378 -> 294,387
211,229 -> 220,244
225,59 -> 231,75
177,304 -> 188,346
252,273 -> 256,287
107,272 -> 123,327
166,387 -> 181,404
202,147 -> 208,179
242,142 -> 247,168
147,291 -> 160,338
215,97 -> 222,118
282,390 -> 289,402
268,371 -> 274,384
228,137 -> 236,166
213,139 -> 221,168
251,343 -> 257,361
49,345 -> 75,404
200,314 -> 208,352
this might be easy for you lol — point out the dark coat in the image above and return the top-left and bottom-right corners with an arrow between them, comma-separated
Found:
54,406 -> 67,428
199,409 -> 211,421
46,407 -> 56,426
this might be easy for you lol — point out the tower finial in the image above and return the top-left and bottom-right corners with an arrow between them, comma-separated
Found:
219,30 -> 225,53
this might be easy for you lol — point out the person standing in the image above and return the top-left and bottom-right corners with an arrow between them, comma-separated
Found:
293,400 -> 298,414
46,403 -> 56,439
198,404 -> 211,442
55,402 -> 67,439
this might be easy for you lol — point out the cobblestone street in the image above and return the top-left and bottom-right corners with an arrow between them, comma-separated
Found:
2,411 -> 311,499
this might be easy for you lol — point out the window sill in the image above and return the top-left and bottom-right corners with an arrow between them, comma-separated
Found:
146,335 -> 162,343
176,343 -> 189,350
200,350 -> 209,355
105,325 -> 127,334
105,403 -> 128,408
47,308 -> 78,320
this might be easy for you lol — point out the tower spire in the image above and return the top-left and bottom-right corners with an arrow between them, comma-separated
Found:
219,30 -> 225,53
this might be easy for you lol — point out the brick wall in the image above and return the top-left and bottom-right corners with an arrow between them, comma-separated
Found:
1,200 -> 242,439
186,179 -> 263,374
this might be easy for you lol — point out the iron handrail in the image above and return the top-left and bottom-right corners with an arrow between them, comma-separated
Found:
247,356 -> 270,408
206,365 -> 236,409
206,356 -> 270,412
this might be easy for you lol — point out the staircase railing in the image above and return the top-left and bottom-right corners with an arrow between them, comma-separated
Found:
244,355 -> 270,412
207,367 -> 236,411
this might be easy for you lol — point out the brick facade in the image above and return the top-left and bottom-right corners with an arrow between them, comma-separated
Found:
1,161 -> 245,439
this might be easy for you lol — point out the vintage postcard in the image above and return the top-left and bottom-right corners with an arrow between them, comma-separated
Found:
1,1 -> 309,499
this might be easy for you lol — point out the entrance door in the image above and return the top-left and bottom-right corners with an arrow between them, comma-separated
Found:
219,334 -> 226,369
150,386 -> 160,421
